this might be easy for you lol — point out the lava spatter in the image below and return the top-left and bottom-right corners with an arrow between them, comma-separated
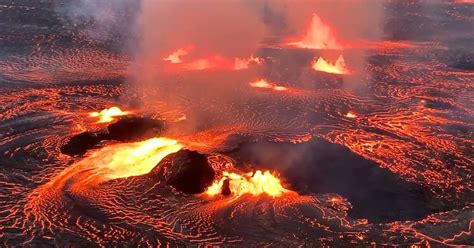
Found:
206,170 -> 287,197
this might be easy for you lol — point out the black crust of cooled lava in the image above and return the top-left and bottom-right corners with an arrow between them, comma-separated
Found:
60,116 -> 165,156
107,117 -> 165,142
60,132 -> 108,156
447,51 -> 474,71
165,150 -> 215,194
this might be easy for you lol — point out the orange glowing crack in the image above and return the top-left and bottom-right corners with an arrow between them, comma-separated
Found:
206,170 -> 288,197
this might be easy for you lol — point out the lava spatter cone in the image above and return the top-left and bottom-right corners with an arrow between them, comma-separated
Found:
163,150 -> 215,194
60,116 -> 166,157
107,116 -> 165,142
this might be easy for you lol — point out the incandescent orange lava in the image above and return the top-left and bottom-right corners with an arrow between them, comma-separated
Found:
84,137 -> 183,181
1,1 -> 472,246
312,55 -> 350,75
89,106 -> 131,123
206,170 -> 287,197
233,56 -> 264,70
345,112 -> 357,118
47,137 -> 183,189
249,79 -> 288,92
286,14 -> 344,50
181,55 -> 263,71
162,47 -> 263,71
163,48 -> 189,64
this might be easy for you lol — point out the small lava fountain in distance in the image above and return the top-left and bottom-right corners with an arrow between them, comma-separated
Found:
206,170 -> 288,197
345,112 -> 357,118
286,14 -> 343,50
163,48 -> 189,64
233,56 -> 264,70
249,79 -> 288,92
312,55 -> 350,75
89,106 -> 131,123
163,47 -> 264,71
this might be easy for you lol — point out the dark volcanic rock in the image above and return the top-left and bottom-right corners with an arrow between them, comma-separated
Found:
227,136 -> 438,223
60,132 -> 105,156
165,150 -> 215,194
107,117 -> 165,142
221,179 -> 231,196
60,117 -> 166,157
452,56 -> 474,71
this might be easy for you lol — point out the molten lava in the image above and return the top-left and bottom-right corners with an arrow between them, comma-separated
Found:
287,14 -> 343,50
67,137 -> 183,187
89,137 -> 183,181
249,79 -> 272,89
346,112 -> 357,118
162,47 -> 263,72
206,170 -> 287,197
89,106 -> 131,123
163,48 -> 188,64
312,55 -> 350,75
249,79 -> 288,92
234,56 -> 264,70
180,55 -> 263,71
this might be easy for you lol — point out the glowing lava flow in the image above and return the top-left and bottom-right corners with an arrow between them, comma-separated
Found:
249,79 -> 288,92
89,106 -> 131,123
162,47 -> 263,71
206,170 -> 287,197
43,137 -> 183,191
312,55 -> 350,75
182,56 -> 263,71
84,137 -> 183,181
233,56 -> 264,70
163,48 -> 188,64
287,14 -> 343,50
346,112 -> 357,118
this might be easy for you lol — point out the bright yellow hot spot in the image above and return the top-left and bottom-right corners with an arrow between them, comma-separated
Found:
206,170 -> 287,197
249,79 -> 273,89
96,137 -> 183,180
346,112 -> 357,118
312,55 -> 350,75
63,137 -> 185,186
249,79 -> 288,92
89,106 -> 130,123
163,48 -> 188,64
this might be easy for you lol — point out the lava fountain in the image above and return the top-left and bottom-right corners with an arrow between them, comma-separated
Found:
83,137 -> 183,182
89,106 -> 131,123
206,170 -> 288,197
286,14 -> 344,50
312,55 -> 350,75
163,48 -> 189,64
249,79 -> 288,92
163,47 -> 264,71
41,137 -> 183,191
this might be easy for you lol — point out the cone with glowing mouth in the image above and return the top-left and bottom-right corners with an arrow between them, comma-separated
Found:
206,170 -> 287,197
